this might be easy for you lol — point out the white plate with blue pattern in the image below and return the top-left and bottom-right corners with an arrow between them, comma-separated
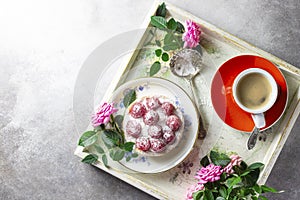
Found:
110,77 -> 199,173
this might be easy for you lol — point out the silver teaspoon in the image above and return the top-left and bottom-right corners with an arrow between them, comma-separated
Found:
247,127 -> 260,150
170,48 -> 207,139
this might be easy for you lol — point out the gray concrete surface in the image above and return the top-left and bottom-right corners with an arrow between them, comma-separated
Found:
0,0 -> 299,199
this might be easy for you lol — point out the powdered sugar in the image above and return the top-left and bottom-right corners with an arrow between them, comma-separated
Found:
123,95 -> 184,156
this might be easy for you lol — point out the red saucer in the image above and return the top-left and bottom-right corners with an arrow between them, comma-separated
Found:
211,55 -> 288,132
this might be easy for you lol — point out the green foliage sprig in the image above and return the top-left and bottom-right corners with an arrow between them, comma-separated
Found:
189,151 -> 281,200
149,3 -> 185,77
78,90 -> 138,166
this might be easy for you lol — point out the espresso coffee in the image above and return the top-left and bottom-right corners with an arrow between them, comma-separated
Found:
236,73 -> 272,110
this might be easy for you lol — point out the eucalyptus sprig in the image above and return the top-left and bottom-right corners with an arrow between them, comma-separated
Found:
188,151 -> 281,200
149,2 -> 185,77
78,89 -> 138,166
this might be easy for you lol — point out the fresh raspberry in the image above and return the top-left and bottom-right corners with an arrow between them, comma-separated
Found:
145,96 -> 161,110
162,126 -> 174,135
148,125 -> 163,139
161,102 -> 175,116
136,137 -> 151,151
129,102 -> 146,118
150,138 -> 166,152
163,126 -> 176,144
143,110 -> 159,125
125,120 -> 142,138
166,115 -> 181,131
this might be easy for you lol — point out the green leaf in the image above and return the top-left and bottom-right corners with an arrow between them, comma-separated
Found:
161,52 -> 169,62
163,41 -> 181,51
250,188 -> 257,195
164,32 -> 174,44
150,16 -> 167,30
114,115 -> 124,128
200,155 -> 210,167
254,184 -> 262,194
156,2 -> 166,17
167,18 -> 177,30
241,188 -> 255,196
248,162 -> 264,170
230,188 -> 239,197
155,40 -> 161,47
176,21 -> 185,33
155,49 -> 162,57
102,154 -> 108,167
123,89 -> 136,108
193,190 -> 204,200
227,187 -> 233,197
166,32 -> 175,42
216,197 -> 225,200
232,166 -> 242,175
204,182 -> 214,190
203,190 -> 214,200
94,124 -> 104,131
210,151 -> 231,167
78,131 -> 98,147
258,195 -> 268,200
260,185 -> 278,193
220,173 -> 227,182
240,161 -> 248,170
109,148 -> 125,161
81,154 -> 98,164
131,152 -> 139,158
219,186 -> 227,198
226,176 -> 242,188
175,34 -> 184,46
242,168 -> 260,187
106,130 -> 122,145
126,156 -> 131,162
241,170 -> 252,177
123,142 -> 135,152
150,61 -> 161,76
94,144 -> 105,154
252,196 -> 258,200
101,130 -> 122,148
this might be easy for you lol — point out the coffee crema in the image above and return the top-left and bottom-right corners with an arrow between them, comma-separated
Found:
236,73 -> 272,110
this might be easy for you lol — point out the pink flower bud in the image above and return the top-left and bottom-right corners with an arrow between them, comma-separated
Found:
195,164 -> 222,184
182,20 -> 202,48
186,183 -> 204,200
91,102 -> 118,127
222,154 -> 242,174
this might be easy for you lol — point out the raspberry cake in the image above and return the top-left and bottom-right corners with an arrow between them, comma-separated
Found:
123,95 -> 184,156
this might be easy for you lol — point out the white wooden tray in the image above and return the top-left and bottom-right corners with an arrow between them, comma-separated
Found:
75,1 -> 300,199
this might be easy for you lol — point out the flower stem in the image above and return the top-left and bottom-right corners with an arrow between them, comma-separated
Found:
110,115 -> 125,144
